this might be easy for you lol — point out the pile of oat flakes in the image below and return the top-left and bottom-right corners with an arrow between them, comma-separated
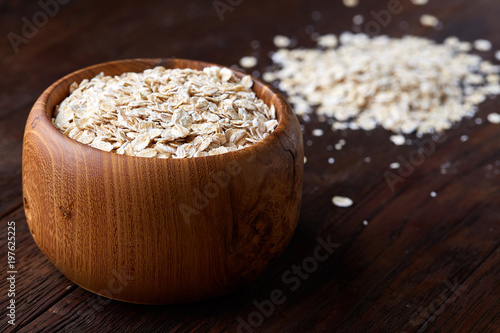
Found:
247,31 -> 500,209
262,32 -> 500,136
52,66 -> 278,158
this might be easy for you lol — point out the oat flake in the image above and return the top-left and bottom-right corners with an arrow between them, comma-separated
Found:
390,135 -> 406,146
390,162 -> 400,169
420,14 -> 441,28
410,0 -> 428,5
343,0 -> 359,8
487,113 -> 500,124
332,196 -> 353,207
474,39 -> 492,52
316,34 -> 338,49
353,14 -> 364,25
273,35 -> 291,48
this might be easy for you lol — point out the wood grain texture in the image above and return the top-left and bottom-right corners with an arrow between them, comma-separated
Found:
22,58 -> 303,304
1,0 -> 499,332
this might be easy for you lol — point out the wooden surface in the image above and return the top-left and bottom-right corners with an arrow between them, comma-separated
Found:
1,0 -> 499,332
22,58 -> 303,305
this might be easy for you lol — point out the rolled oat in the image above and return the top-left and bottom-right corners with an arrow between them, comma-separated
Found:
332,196 -> 353,207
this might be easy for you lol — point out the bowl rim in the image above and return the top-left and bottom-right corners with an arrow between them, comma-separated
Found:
28,57 -> 298,162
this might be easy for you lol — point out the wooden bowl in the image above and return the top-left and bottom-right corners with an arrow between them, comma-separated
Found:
22,58 -> 303,304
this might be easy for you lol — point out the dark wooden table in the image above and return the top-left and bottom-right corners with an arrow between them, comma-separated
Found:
1,0 -> 499,332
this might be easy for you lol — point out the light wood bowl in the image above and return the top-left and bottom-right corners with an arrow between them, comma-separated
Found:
22,58 -> 303,304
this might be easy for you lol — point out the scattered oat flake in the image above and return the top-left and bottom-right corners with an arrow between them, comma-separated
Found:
410,0 -> 428,4
343,0 -> 359,7
312,128 -> 324,136
363,220 -> 369,226
250,40 -> 260,49
240,56 -> 258,68
390,135 -> 406,146
364,157 -> 371,163
304,156 -> 308,164
260,33 -> 500,138
430,191 -> 437,197
262,72 -> 275,82
335,139 -> 346,150
496,51 -> 500,61
440,161 -> 451,174
474,39 -> 492,52
420,14 -> 440,28
460,135 -> 469,142
390,162 -> 400,169
241,75 -> 253,89
353,15 -> 364,25
311,10 -> 321,21
328,157 -> 335,164
332,196 -> 353,207
487,113 -> 500,124
399,20 -> 410,30
274,35 -> 291,48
